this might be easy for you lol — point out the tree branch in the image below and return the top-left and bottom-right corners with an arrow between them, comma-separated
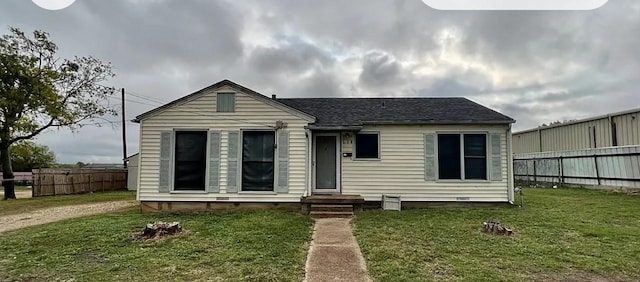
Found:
9,118 -> 55,144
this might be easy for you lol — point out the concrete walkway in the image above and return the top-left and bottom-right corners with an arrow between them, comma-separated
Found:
305,218 -> 371,282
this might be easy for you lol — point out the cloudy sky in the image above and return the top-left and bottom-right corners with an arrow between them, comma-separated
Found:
1,0 -> 639,163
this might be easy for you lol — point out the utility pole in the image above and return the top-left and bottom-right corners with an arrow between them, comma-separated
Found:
122,88 -> 128,169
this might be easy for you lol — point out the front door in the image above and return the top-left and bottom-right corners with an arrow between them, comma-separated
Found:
314,133 -> 340,193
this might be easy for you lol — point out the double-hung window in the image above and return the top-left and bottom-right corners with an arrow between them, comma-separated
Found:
437,133 -> 487,180
174,131 -> 207,190
241,131 -> 275,191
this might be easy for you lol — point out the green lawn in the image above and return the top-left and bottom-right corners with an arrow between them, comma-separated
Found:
0,190 -> 136,217
0,210 -> 313,282
354,188 -> 640,281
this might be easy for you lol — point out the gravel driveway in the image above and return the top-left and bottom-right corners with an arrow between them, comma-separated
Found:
0,190 -> 33,198
0,200 -> 137,233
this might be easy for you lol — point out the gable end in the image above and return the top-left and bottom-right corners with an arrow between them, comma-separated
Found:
133,80 -> 316,123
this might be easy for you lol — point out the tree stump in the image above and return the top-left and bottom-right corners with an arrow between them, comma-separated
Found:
135,221 -> 183,240
482,220 -> 513,236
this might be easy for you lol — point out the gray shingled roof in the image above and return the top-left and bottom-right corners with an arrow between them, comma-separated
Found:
133,79 -> 514,126
277,97 -> 515,126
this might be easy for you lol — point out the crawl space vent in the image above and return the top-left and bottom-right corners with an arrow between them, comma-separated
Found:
382,195 -> 401,211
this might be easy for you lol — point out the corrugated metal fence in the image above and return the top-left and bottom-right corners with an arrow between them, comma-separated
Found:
514,145 -> 640,188
32,168 -> 127,197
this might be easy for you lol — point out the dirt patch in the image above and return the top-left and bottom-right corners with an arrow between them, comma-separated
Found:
0,190 -> 32,199
606,188 -> 640,196
0,200 -> 137,233
530,270 -> 627,282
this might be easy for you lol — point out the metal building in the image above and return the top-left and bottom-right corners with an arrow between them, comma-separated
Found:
513,108 -> 640,153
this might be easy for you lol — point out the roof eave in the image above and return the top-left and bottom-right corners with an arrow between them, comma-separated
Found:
306,125 -> 364,131
360,120 -> 515,125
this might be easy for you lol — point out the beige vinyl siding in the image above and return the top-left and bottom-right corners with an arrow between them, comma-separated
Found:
138,85 -> 309,202
513,109 -> 640,153
341,124 -> 511,202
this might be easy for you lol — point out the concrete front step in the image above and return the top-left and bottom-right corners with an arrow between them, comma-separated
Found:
310,204 -> 354,212
310,211 -> 354,219
301,194 -> 365,205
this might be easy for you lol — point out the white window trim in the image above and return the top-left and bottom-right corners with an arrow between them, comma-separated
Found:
239,128 -> 277,192
435,131 -> 490,183
238,191 -> 278,195
352,131 -> 381,161
171,128 -> 210,192
170,191 -> 208,194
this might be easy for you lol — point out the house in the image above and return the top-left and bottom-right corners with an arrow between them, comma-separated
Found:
125,153 -> 139,191
133,80 -> 516,212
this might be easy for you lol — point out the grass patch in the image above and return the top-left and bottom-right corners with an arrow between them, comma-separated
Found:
0,191 -> 135,217
0,210 -> 313,282
354,188 -> 640,281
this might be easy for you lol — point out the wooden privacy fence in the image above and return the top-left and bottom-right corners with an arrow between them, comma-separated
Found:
32,168 -> 127,197
514,145 -> 640,189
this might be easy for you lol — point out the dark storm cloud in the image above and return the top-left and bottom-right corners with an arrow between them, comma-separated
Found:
248,0 -> 440,55
2,0 -> 639,161
293,71 -> 342,98
359,52 -> 404,89
247,39 -> 334,75
417,78 -> 485,97
79,0 -> 245,70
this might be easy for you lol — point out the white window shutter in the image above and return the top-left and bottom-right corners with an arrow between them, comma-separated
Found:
276,131 -> 289,193
424,134 -> 436,181
207,131 -> 221,193
490,133 -> 502,181
159,131 -> 173,192
226,131 -> 240,193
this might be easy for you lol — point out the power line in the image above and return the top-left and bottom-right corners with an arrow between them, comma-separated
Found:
78,120 -> 122,126
107,95 -> 158,107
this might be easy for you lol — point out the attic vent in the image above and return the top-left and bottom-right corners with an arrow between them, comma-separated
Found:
217,93 -> 235,112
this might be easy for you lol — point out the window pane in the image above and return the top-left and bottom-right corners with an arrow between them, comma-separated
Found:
243,132 -> 275,162
438,134 -> 461,179
242,162 -> 274,191
355,133 -> 379,158
242,131 -> 275,191
465,157 -> 487,179
463,134 -> 487,180
464,134 -> 486,157
174,131 -> 207,190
